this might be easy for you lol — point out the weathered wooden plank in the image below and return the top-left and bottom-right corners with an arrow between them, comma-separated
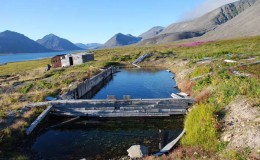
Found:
52,110 -> 186,117
154,129 -> 186,156
27,99 -> 193,107
24,97 -> 193,117
26,105 -> 53,135
25,98 -> 193,108
171,93 -> 183,99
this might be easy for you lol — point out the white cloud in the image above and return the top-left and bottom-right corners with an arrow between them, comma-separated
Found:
182,0 -> 239,21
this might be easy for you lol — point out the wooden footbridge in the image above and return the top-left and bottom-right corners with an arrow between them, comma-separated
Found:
26,97 -> 193,117
25,96 -> 193,135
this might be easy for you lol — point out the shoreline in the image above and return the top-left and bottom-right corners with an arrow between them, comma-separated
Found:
0,50 -> 86,65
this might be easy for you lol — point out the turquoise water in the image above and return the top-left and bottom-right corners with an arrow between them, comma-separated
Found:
0,50 -> 84,64
31,68 -> 182,159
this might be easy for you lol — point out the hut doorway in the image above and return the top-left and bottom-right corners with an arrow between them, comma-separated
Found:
69,57 -> 74,66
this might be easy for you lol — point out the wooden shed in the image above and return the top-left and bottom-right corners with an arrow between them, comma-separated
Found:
51,54 -> 65,68
51,53 -> 94,68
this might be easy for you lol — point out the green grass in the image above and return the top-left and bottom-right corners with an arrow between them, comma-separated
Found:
0,58 -> 50,75
0,110 -> 6,119
221,148 -> 253,160
181,103 -> 219,151
190,65 -> 212,78
17,84 -> 33,94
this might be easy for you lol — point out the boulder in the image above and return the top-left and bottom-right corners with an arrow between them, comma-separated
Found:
127,145 -> 148,158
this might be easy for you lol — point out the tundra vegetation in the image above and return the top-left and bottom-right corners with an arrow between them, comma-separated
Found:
0,36 -> 259,159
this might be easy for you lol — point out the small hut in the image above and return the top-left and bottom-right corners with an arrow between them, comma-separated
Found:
51,52 -> 94,68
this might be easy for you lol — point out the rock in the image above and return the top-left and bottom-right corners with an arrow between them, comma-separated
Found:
127,145 -> 148,158
223,134 -> 233,142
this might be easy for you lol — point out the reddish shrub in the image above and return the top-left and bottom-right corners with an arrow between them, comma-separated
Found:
178,80 -> 195,95
195,90 -> 211,102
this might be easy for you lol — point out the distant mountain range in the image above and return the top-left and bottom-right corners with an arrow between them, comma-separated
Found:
37,34 -> 82,51
103,0 -> 259,47
75,43 -> 103,50
103,33 -> 142,48
0,31 -> 51,53
0,32 -> 83,53
0,0 -> 259,53
102,26 -> 164,48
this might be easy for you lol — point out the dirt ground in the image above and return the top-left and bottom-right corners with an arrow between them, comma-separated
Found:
221,96 -> 260,158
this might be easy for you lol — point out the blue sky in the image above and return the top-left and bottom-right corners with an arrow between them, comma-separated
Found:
0,0 -> 237,43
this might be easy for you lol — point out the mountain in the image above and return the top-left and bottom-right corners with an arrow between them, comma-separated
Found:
200,0 -> 260,40
103,33 -> 141,48
139,26 -> 164,40
37,34 -> 82,51
139,0 -> 257,45
0,30 -> 51,53
75,43 -> 103,50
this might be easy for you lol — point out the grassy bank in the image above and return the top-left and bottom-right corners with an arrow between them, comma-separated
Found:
0,36 -> 259,159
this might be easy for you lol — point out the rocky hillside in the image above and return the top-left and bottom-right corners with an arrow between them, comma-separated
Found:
103,33 -> 141,48
140,0 -> 257,45
139,26 -> 164,40
200,0 -> 260,40
37,34 -> 82,51
0,30 -> 51,53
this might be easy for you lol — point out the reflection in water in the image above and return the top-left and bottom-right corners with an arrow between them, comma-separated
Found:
88,68 -> 179,99
32,117 -> 183,159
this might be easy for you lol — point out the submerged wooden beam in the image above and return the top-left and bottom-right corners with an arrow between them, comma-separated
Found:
48,116 -> 80,128
154,129 -> 186,156
26,105 -> 53,135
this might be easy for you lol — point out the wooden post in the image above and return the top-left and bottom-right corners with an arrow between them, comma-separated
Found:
26,105 -> 53,135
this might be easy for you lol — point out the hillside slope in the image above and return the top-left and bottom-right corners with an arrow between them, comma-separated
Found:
140,0 -> 257,45
200,0 -> 260,40
139,26 -> 164,40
